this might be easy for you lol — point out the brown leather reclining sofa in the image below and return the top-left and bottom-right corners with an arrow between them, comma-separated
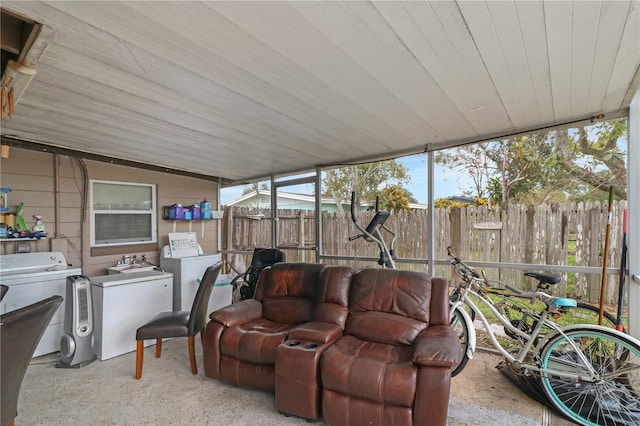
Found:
203,262 -> 461,426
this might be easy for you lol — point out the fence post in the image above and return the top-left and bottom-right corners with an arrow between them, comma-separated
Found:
524,205 -> 535,290
225,206 -> 233,251
450,208 -> 462,255
298,209 -> 305,262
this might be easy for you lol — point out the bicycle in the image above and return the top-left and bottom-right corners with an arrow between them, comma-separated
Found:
448,247 -> 624,377
447,248 -> 640,425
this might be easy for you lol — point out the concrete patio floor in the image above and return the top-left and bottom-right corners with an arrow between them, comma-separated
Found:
15,338 -> 576,426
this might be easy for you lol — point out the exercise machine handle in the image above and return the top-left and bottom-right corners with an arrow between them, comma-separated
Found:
351,191 -> 358,225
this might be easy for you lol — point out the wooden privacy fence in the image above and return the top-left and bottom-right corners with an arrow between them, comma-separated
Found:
223,201 -> 627,304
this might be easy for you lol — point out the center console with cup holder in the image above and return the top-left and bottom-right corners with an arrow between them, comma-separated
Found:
275,337 -> 327,420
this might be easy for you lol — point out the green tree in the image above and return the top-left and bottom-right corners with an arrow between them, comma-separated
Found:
485,132 -> 569,206
435,119 -> 627,207
323,161 -> 410,215
434,144 -> 494,199
379,184 -> 411,213
554,120 -> 627,200
241,182 -> 269,196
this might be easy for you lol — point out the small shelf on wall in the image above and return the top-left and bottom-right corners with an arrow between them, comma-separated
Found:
163,216 -> 223,236
161,205 -> 223,221
162,205 -> 223,237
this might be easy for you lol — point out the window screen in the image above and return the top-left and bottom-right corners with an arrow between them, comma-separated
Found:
91,180 -> 157,247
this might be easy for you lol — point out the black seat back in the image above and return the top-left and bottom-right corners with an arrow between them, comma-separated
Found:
188,263 -> 222,336
237,248 -> 286,300
246,248 -> 286,285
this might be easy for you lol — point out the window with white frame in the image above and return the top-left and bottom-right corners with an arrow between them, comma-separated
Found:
90,180 -> 157,247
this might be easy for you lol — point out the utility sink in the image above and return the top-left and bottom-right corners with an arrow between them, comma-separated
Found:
107,264 -> 157,274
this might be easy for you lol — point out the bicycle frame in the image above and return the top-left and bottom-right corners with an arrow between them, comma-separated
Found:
451,285 -> 608,382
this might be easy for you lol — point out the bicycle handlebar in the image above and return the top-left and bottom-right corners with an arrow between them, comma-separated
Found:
447,246 -> 482,280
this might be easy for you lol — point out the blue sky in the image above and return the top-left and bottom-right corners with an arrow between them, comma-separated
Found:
220,153 -> 472,205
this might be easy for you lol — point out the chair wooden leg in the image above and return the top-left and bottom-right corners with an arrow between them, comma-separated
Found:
135,340 -> 143,379
188,335 -> 197,375
200,327 -> 205,347
8,418 -> 15,426
156,338 -> 162,358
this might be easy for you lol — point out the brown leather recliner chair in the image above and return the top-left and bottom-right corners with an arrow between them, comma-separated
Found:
320,269 -> 461,426
203,262 -> 325,392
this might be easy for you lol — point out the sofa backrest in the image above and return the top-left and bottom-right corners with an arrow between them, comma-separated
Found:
311,265 -> 355,327
255,262 -> 325,325
345,268 -> 435,346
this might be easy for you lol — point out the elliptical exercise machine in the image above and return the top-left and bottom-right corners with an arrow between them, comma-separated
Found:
348,191 -> 397,269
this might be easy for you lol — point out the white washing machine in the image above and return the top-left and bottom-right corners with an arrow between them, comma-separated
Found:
0,252 -> 82,357
159,245 -> 228,312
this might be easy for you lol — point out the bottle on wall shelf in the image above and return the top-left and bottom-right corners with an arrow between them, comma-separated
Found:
200,198 -> 212,220
190,204 -> 201,220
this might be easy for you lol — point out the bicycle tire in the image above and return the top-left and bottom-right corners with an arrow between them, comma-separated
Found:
565,302 -> 623,331
511,301 -> 623,342
450,306 -> 471,377
539,328 -> 640,426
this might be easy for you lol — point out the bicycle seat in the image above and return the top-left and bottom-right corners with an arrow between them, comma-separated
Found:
524,272 -> 561,285
549,297 -> 577,308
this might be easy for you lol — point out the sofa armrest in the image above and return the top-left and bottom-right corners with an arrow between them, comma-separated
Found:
412,325 -> 462,368
288,322 -> 343,345
209,299 -> 263,327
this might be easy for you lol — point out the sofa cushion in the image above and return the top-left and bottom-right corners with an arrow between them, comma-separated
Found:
256,263 -> 324,324
346,269 -> 431,345
219,318 -> 291,364
346,311 -> 427,346
321,335 -> 417,407
262,297 -> 315,325
312,265 -> 354,326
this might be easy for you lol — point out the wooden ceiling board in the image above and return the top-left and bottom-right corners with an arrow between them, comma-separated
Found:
156,2 -> 382,152
457,1 -> 529,128
604,1 -> 640,112
50,1 -> 377,155
425,1 -> 514,133
568,1 -> 602,117
330,1 -> 473,140
214,1 -> 417,147
33,37 -> 364,171
511,1 -> 554,125
586,1 -> 634,115
378,1 -> 496,136
543,1 -> 574,121
5,74 -> 319,181
485,1 -> 543,125
1,1 -> 638,183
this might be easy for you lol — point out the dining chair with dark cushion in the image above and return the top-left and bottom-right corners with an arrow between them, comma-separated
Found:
1,295 -> 63,426
135,262 -> 222,379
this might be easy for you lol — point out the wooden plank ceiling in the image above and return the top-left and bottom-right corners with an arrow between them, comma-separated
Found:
1,1 -> 638,184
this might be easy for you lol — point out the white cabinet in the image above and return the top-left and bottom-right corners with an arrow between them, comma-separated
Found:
90,271 -> 173,360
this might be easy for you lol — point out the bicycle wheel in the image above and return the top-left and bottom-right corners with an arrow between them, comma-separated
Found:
450,306 -> 471,377
539,328 -> 640,425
